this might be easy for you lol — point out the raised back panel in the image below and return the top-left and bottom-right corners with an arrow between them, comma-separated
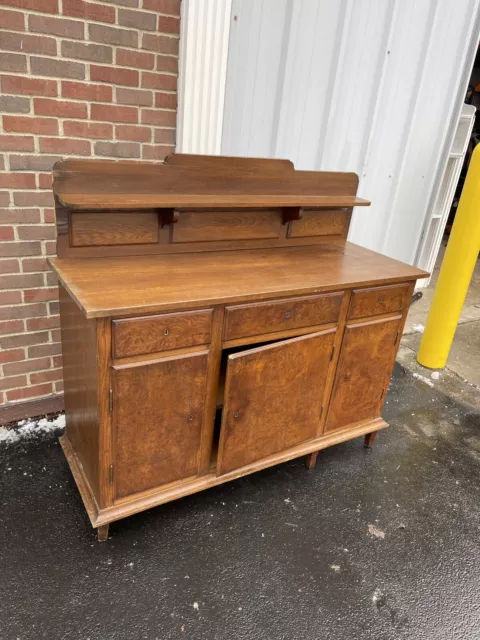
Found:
53,154 -> 367,258
165,153 -> 295,174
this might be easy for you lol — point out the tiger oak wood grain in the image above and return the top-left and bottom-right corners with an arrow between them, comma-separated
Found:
53,158 -> 369,210
288,208 -> 350,238
171,209 -> 283,243
165,153 -> 295,173
70,211 -> 159,247
58,284 -> 100,498
49,243 -> 427,319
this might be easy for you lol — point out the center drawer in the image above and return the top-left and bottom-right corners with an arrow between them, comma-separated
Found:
223,292 -> 344,341
113,309 -> 213,359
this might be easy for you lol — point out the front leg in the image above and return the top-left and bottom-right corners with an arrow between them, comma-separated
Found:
364,431 -> 378,448
305,451 -> 319,469
97,524 -> 110,542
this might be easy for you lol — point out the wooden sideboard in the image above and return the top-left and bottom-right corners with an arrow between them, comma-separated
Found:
49,154 -> 428,541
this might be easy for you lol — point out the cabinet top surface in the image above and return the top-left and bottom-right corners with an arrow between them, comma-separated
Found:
52,157 -> 370,210
49,242 -> 427,319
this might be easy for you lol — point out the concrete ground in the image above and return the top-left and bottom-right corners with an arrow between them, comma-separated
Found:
1,361 -> 479,640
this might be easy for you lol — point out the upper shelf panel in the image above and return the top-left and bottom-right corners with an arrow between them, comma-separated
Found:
53,155 -> 370,210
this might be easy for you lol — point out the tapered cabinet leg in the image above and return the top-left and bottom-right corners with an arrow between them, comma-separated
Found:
305,451 -> 319,469
97,524 -> 109,542
364,431 -> 378,448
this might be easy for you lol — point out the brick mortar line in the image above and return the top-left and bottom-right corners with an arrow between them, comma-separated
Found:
1,4 -> 180,18
0,24 -> 180,40
0,327 -> 58,339
1,66 -> 179,79
0,14 -> 180,31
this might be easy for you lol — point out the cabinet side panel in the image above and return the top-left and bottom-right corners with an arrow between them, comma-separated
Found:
59,283 -> 100,498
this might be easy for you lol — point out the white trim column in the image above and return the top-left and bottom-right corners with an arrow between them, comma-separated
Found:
176,0 -> 232,154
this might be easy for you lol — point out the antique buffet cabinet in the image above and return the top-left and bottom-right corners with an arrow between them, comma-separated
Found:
49,155 -> 427,540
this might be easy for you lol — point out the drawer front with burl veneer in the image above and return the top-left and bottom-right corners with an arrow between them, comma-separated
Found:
113,309 -> 213,359
223,293 -> 344,341
348,284 -> 411,320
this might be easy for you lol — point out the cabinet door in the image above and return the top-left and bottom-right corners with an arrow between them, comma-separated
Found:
217,329 -> 336,475
113,351 -> 208,500
325,316 -> 401,432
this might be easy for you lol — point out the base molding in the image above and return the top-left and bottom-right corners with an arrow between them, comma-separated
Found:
0,394 -> 64,426
61,418 -> 387,531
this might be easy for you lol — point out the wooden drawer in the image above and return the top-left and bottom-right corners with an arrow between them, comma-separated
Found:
113,309 -> 213,358
348,284 -> 411,320
224,293 -> 344,341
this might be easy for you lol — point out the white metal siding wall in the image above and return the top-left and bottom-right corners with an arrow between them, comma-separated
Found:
221,0 -> 480,265
177,0 -> 232,155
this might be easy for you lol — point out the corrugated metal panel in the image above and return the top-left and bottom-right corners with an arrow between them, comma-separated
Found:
221,0 -> 480,265
177,0 -> 232,154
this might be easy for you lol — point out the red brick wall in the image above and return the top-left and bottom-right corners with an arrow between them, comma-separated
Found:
0,0 -> 179,412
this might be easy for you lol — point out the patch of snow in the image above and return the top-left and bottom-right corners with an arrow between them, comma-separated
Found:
193,602 -> 199,611
412,323 -> 425,333
330,564 -> 341,572
431,371 -> 440,380
412,372 -> 435,388
0,413 -> 65,445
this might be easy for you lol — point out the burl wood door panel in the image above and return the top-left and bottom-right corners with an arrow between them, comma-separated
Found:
325,316 -> 402,432
113,351 -> 208,500
217,329 -> 336,475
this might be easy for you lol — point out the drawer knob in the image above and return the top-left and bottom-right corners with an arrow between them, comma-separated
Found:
378,296 -> 384,304
188,414 -> 193,421
164,328 -> 169,336
234,411 -> 239,418
284,311 -> 292,319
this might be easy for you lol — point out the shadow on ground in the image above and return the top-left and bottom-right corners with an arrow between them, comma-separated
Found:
1,364 -> 479,640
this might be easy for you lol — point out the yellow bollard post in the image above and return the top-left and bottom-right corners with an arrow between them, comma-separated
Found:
417,145 -> 480,369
